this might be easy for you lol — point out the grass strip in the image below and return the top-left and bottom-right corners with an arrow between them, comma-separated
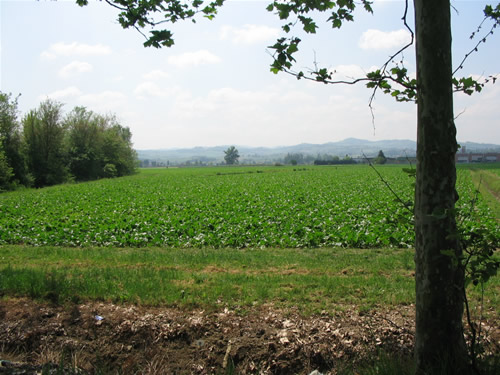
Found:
469,169 -> 500,220
0,246 -> 497,315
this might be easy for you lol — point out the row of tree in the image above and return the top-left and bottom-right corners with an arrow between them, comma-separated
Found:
313,157 -> 356,165
0,92 -> 137,191
286,151 -> 387,165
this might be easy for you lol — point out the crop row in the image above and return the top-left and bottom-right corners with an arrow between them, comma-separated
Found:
0,166 -> 497,248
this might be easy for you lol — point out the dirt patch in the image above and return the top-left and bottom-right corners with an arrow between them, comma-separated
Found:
200,265 -> 311,276
0,298 -> 498,374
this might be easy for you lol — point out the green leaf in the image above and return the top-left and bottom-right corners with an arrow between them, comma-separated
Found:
144,30 -> 175,48
287,43 -> 298,55
402,168 -> 416,178
380,80 -> 391,90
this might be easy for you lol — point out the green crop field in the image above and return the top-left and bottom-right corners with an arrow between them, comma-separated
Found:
0,164 -> 498,375
0,165 -> 498,249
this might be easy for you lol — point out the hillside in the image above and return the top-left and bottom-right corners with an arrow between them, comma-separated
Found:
136,138 -> 500,165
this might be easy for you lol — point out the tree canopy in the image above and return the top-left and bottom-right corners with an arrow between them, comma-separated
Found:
0,93 -> 138,190
374,150 -> 387,165
224,146 -> 240,165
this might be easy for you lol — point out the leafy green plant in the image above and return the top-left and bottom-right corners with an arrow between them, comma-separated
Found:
103,163 -> 117,178
3,165 -> 495,249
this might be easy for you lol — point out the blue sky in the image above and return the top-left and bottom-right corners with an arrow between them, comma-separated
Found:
1,0 -> 499,149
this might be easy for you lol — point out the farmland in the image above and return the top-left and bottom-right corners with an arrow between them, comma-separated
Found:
0,165 -> 497,249
0,164 -> 499,374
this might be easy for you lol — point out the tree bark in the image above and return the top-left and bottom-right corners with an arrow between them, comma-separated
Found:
413,1 -> 469,373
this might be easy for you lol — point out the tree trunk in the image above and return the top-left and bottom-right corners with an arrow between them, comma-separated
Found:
413,1 -> 469,373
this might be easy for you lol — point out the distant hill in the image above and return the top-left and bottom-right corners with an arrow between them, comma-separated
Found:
136,138 -> 500,165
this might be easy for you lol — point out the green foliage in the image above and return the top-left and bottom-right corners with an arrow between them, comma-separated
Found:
269,37 -> 301,73
265,0 -> 498,107
22,100 -> 69,188
401,166 -> 499,291
224,146 -> 240,165
103,163 -> 118,178
100,121 -> 137,177
0,166 -> 496,249
374,150 -> 387,165
66,107 -> 137,180
0,92 -> 29,186
456,186 -> 500,288
399,164 -> 499,367
266,0 -> 372,31
77,0 -> 225,48
452,76 -> 485,95
0,98 -> 138,191
365,68 -> 417,102
65,106 -> 104,181
484,3 -> 500,20
429,170 -> 500,292
0,136 -> 13,191
284,152 -> 304,165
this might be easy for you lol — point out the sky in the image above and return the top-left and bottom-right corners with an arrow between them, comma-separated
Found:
1,0 -> 499,150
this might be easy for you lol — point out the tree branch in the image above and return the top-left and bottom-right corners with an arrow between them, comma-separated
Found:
363,153 -> 413,215
379,0 -> 414,76
453,21 -> 498,75
104,0 -> 127,12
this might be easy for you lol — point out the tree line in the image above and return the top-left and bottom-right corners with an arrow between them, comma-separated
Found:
286,151 -> 386,165
0,92 -> 137,191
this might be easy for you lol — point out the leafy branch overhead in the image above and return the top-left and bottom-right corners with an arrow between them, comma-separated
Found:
76,0 -> 225,48
86,1 -> 496,102
266,0 -> 500,102
76,1 -> 499,100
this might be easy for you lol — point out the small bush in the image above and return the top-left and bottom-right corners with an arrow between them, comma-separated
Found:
103,163 -> 117,178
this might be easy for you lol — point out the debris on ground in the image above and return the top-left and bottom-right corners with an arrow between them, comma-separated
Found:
0,298 -> 498,374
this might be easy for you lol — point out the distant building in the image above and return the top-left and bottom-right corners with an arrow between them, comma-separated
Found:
455,147 -> 500,163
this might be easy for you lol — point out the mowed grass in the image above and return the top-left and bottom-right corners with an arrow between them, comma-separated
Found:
1,245 -> 498,314
0,245 -> 418,313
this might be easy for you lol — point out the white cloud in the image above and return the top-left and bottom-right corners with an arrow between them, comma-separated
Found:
142,69 -> 170,80
41,42 -> 112,60
219,24 -> 280,45
330,64 -> 379,79
172,87 -> 276,119
40,51 -> 57,60
455,76 -> 500,143
167,50 -> 221,68
134,82 -> 175,99
38,86 -> 83,101
79,91 -> 127,112
58,61 -> 93,78
37,88 -> 127,112
359,29 -> 411,50
163,84 -> 378,148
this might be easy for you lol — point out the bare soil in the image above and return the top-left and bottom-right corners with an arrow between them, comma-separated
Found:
0,298 -> 498,374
